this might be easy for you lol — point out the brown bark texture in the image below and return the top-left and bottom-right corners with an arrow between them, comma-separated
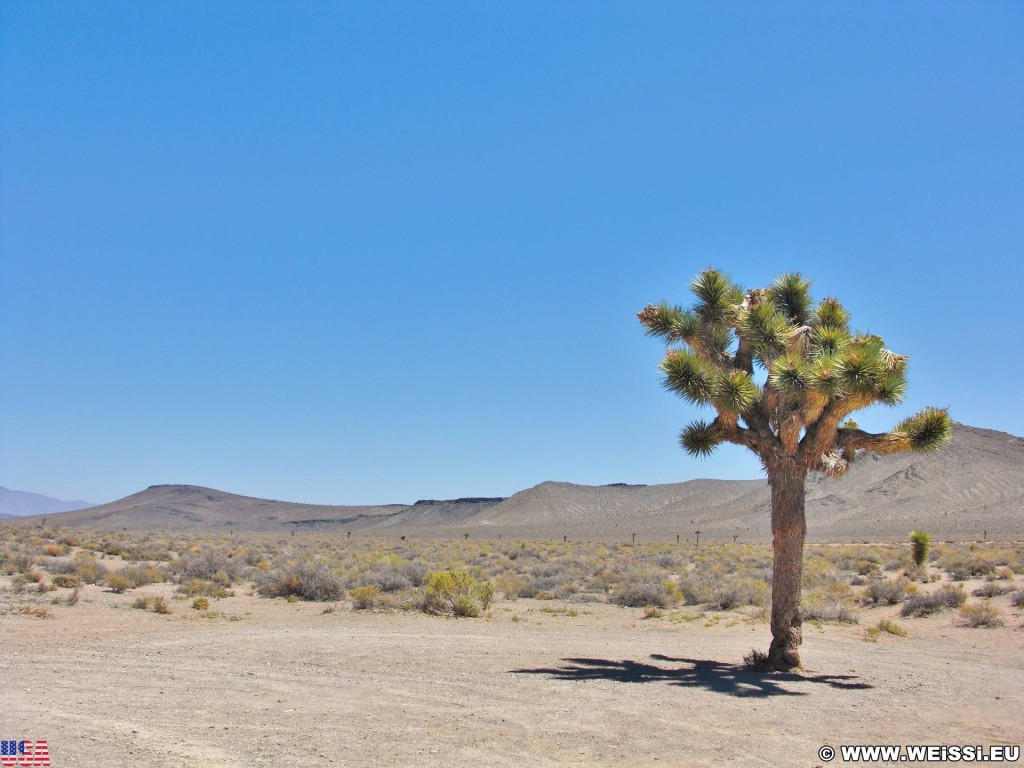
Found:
767,458 -> 807,672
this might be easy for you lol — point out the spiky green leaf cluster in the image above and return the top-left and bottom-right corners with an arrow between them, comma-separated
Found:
894,408 -> 952,453
640,268 -> 951,470
680,420 -> 722,458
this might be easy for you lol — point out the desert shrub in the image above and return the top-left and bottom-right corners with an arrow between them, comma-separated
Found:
51,573 -> 80,588
863,578 -> 910,605
172,547 -> 244,583
909,530 -> 930,567
972,581 -> 1012,598
743,648 -> 770,671
518,576 -> 564,599
132,596 -> 172,614
366,566 -> 412,593
957,602 -> 1003,628
941,556 -> 996,582
494,574 -> 525,600
1011,590 -> 1024,608
802,583 -> 858,624
192,597 -> 210,610
422,570 -> 493,617
677,575 -> 715,605
452,594 -> 481,617
401,561 -> 430,587
119,542 -> 174,562
865,618 -> 908,641
177,579 -> 231,598
73,555 -> 106,585
802,555 -> 843,588
151,596 -> 172,614
904,563 -> 929,583
613,580 -> 672,608
900,585 -> 966,617
258,559 -> 344,601
104,571 -> 134,593
349,585 -> 380,609
702,578 -> 769,611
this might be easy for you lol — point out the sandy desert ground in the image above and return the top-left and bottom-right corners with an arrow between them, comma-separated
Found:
2,576 -> 1022,768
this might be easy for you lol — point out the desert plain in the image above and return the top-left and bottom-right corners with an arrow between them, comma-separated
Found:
2,529 -> 1023,768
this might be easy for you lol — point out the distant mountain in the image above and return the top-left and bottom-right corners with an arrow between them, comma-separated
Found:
6,423 -> 1022,541
0,486 -> 93,517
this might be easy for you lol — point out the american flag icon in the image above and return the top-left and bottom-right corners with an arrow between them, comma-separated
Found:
0,740 -> 50,767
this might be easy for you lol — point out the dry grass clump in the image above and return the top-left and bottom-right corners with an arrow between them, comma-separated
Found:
177,578 -> 233,598
957,602 -> 1004,628
864,618 -> 908,641
802,582 -> 858,624
103,564 -> 164,593
132,596 -> 172,614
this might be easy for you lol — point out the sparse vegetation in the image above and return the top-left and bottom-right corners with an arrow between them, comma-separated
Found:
900,585 -> 967,617
864,618 -> 908,641
258,559 -> 344,601
863,577 -> 911,606
1,524 -> 1021,633
957,602 -> 1004,628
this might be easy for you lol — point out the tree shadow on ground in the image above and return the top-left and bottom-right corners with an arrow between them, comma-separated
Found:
511,655 -> 873,698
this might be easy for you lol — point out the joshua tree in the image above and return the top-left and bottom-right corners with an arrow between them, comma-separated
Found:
639,268 -> 950,671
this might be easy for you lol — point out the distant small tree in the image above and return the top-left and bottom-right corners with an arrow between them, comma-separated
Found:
909,530 -> 930,567
640,268 -> 950,671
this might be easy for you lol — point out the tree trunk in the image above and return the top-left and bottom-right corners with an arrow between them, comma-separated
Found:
767,458 -> 807,672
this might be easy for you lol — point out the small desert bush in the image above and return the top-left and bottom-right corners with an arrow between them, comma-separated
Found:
494,574 -> 525,600
348,585 -> 380,610
862,577 -> 911,606
422,570 -> 493,617
259,559 -> 344,601
612,580 -> 672,608
51,573 -> 80,588
864,618 -> 908,641
802,583 -> 858,624
1010,590 -> 1024,608
941,555 -> 996,582
177,578 -> 232,598
172,547 -> 245,583
192,597 -> 210,610
73,555 -> 106,585
132,596 -> 172,614
900,585 -> 966,617
708,578 -> 769,611
971,581 -> 1012,598
103,564 -> 162,592
743,648 -> 770,671
957,602 -> 1003,628
104,571 -> 134,593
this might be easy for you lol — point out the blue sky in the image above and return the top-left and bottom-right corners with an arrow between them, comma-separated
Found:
2,2 -> 1022,505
